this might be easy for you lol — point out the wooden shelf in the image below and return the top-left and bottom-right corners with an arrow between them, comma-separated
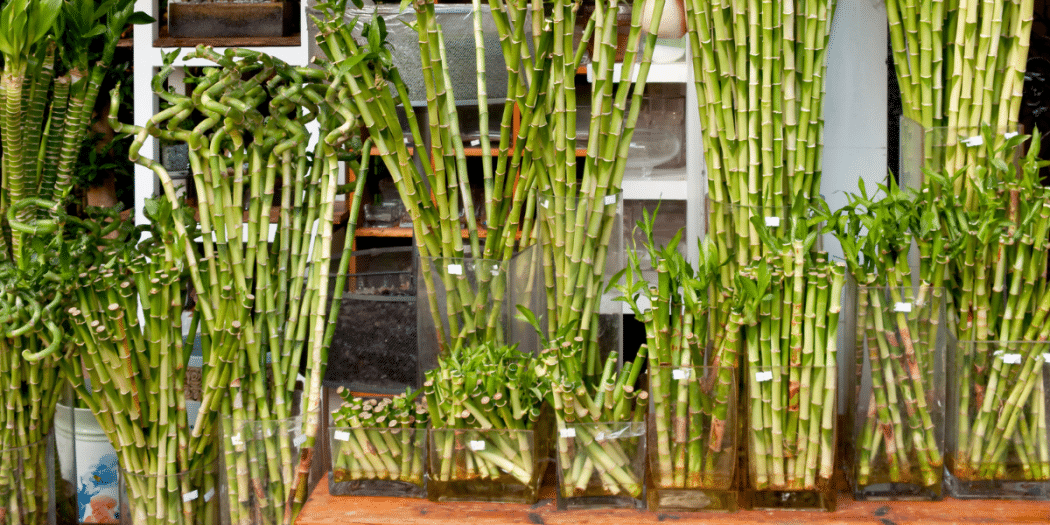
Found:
187,201 -> 349,224
153,25 -> 302,48
295,482 -> 1049,525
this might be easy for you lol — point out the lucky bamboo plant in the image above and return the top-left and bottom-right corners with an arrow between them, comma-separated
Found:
682,0 -> 837,286
111,45 -> 364,524
330,388 -> 429,489
833,178 -> 952,493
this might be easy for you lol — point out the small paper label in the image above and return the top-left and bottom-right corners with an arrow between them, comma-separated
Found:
447,264 -> 463,275
491,268 -> 500,277
470,140 -> 480,147
755,371 -> 774,382
294,434 -> 307,447
672,369 -> 691,380
1004,131 -> 1019,139
1043,353 -> 1050,363
540,199 -> 549,209
183,490 -> 198,503
204,489 -> 215,502
894,302 -> 913,313
962,135 -> 984,147
604,195 -> 617,205
334,431 -> 351,442
765,216 -> 781,227
230,434 -> 243,446
1001,354 -> 1023,365
594,432 -> 605,441
560,428 -> 576,438
469,440 -> 486,451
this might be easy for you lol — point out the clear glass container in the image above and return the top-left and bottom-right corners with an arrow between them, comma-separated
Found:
647,365 -> 738,512
220,415 -> 309,524
847,286 -> 948,500
119,467 -> 218,525
946,341 -> 1050,499
328,426 -> 426,498
0,432 -> 56,525
897,116 -> 1023,191
555,421 -> 646,510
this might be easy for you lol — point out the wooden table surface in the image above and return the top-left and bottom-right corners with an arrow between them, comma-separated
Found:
296,481 -> 1050,525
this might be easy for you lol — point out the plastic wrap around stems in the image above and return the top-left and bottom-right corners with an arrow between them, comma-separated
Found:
647,366 -> 738,513
743,365 -> 837,511
537,191 -> 624,380
556,421 -> 646,510
426,412 -> 550,504
946,341 -> 1050,500
847,286 -> 948,501
220,413 -> 309,525
0,432 -> 56,525
417,245 -> 543,381
897,117 -> 1023,192
119,467 -> 218,525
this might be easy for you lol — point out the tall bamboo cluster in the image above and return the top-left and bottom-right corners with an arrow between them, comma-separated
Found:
683,0 -> 836,284
887,0 -> 1034,194
112,45 -> 362,524
61,205 -> 219,525
930,132 -> 1050,482
617,211 -> 734,490
730,217 -> 845,491
833,179 -> 950,490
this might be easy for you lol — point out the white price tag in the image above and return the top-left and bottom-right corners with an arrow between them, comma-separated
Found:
672,369 -> 691,380
183,490 -> 198,503
469,440 -> 486,451
204,489 -> 215,502
604,195 -> 617,205
560,428 -> 576,438
1004,132 -> 1019,139
334,431 -> 351,442
894,302 -> 913,313
764,216 -> 781,227
470,140 -> 480,147
1043,353 -> 1050,363
594,432 -> 605,441
230,434 -> 243,446
491,268 -> 501,277
294,434 -> 307,447
447,264 -> 463,275
755,371 -> 774,382
1001,354 -> 1023,365
962,135 -> 984,147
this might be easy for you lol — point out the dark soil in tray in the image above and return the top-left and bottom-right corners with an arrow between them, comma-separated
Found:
324,290 -> 418,394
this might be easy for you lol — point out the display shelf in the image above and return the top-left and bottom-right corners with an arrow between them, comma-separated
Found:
153,26 -> 302,48
295,482 -> 1049,525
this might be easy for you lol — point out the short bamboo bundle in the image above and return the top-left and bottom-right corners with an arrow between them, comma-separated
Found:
62,208 -> 219,525
731,215 -> 845,491
886,0 -> 1035,202
933,132 -> 1050,482
834,179 -> 949,490
538,342 -> 647,499
112,45 -> 364,524
682,0 -> 836,285
616,210 -> 733,490
423,343 -> 548,486
330,389 -> 428,486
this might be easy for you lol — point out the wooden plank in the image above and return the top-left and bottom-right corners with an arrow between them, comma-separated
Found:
154,25 -> 301,48
296,482 -> 1050,525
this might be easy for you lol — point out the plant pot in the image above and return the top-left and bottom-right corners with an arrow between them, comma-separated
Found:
220,415 -> 309,524
426,417 -> 550,504
555,421 -> 646,510
846,286 -> 948,501
742,365 -> 837,511
328,424 -> 426,498
647,365 -> 738,512
167,0 -> 295,38
56,404 -> 120,524
0,432 -> 57,525
119,467 -> 218,525
326,247 -> 417,394
417,245 -> 542,383
946,341 -> 1050,499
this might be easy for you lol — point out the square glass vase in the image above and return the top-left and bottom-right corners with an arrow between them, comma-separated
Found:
0,431 -> 58,525
555,421 -> 646,510
946,341 -> 1050,500
119,466 -> 219,525
328,426 -> 426,498
846,286 -> 948,500
220,415 -> 310,525
647,365 -> 738,512
426,420 -> 549,504
743,365 -> 837,511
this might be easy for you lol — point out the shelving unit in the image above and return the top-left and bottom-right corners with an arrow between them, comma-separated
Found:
130,0 -> 313,225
